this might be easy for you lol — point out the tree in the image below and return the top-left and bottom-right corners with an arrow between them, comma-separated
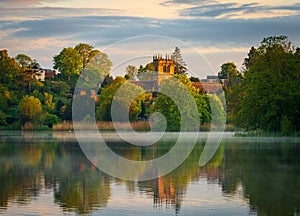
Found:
74,43 -> 100,69
19,96 -> 42,125
234,36 -> 300,131
0,110 -> 7,125
44,92 -> 55,113
80,50 -> 112,89
15,54 -> 32,68
219,62 -> 240,81
53,47 -> 82,81
125,65 -> 138,79
137,63 -> 155,81
189,76 -> 200,82
207,94 -> 226,124
96,76 -> 145,121
244,46 -> 256,70
0,50 -> 8,61
219,62 -> 243,124
42,112 -> 60,128
0,53 -> 21,84
260,35 -> 292,52
17,58 -> 40,93
194,94 -> 211,124
101,74 -> 113,89
172,47 -> 187,74
153,74 -> 208,131
96,76 -> 126,121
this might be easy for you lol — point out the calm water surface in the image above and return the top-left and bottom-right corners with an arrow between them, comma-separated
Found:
0,131 -> 299,216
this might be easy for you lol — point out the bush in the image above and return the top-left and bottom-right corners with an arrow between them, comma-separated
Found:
280,115 -> 293,136
42,113 -> 61,128
0,111 -> 7,125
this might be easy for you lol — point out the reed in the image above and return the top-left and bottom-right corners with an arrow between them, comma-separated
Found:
53,121 -> 151,131
53,121 -> 238,132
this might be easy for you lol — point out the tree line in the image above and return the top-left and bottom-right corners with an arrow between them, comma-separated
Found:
221,36 -> 300,134
0,36 -> 298,133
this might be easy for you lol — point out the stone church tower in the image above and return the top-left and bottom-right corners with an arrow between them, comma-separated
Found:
153,55 -> 175,86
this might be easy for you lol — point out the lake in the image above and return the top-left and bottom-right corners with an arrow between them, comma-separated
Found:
0,131 -> 299,216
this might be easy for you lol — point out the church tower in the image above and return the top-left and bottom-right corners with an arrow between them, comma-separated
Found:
153,55 -> 175,86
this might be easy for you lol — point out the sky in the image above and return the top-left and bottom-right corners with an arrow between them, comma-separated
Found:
1,0 -> 300,77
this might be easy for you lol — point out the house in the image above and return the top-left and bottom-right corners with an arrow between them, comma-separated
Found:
192,74 -> 227,94
33,65 -> 57,81
44,69 -> 57,79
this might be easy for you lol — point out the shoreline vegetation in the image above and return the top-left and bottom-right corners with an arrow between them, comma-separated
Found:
0,36 -> 299,136
0,121 -> 299,137
0,121 -> 237,132
4,121 -> 300,138
1,123 -> 299,137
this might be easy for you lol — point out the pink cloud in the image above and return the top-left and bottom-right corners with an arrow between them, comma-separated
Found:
0,0 -> 54,7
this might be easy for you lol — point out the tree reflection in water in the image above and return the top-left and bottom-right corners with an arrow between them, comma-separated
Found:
0,132 -> 299,216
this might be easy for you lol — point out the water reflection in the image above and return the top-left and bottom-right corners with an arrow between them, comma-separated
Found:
0,132 -> 299,215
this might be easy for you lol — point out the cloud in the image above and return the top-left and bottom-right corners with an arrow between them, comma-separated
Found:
3,13 -> 300,48
0,7 -> 123,21
179,2 -> 300,19
160,0 -> 300,19
0,0 -> 48,7
1,3 -> 300,71
160,0 -> 216,6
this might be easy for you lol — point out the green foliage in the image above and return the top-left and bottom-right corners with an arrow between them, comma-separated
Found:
101,74 -> 113,89
0,110 -> 7,125
189,76 -> 200,82
96,76 -> 126,121
172,47 -> 187,74
0,93 -> 8,112
54,43 -> 112,86
0,53 -> 21,84
125,65 -> 138,79
280,115 -> 293,136
207,94 -> 226,124
53,47 -> 82,81
42,112 -> 61,128
15,54 -> 32,68
50,81 -> 71,97
0,50 -> 9,60
74,43 -> 100,69
0,46 -> 113,129
231,36 -> 300,132
195,94 -> 211,124
80,50 -> 112,89
96,76 -> 145,121
220,62 -> 241,83
244,46 -> 256,70
153,74 -> 207,131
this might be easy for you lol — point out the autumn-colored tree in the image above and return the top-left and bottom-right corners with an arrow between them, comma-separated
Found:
0,50 -> 21,84
44,92 -> 55,112
19,96 -> 42,125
